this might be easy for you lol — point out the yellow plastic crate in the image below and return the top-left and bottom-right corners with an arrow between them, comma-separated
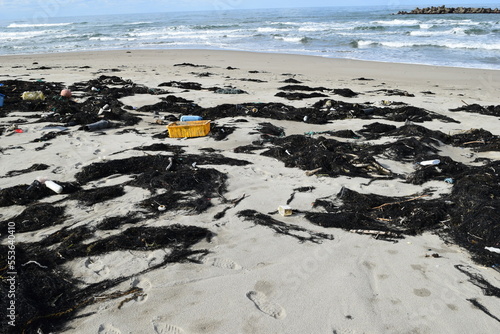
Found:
167,120 -> 211,138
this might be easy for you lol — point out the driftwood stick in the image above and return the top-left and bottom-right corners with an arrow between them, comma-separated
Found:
371,194 -> 429,210
305,167 -> 322,176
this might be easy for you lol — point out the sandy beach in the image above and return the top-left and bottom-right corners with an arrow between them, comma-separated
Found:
1,50 -> 499,334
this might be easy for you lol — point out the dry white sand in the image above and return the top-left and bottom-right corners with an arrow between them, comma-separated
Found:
1,50 -> 499,334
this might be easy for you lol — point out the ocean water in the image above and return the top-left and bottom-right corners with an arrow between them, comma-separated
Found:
1,5 -> 499,69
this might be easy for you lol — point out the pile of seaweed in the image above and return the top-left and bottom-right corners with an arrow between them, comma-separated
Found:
231,118 -> 499,265
195,99 -> 459,125
259,134 -> 394,178
0,76 -> 169,127
274,84 -> 359,100
449,103 -> 500,116
302,160 -> 500,266
0,79 -> 65,116
0,224 -> 210,334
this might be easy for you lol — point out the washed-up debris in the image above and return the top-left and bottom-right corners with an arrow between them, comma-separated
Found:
259,135 -> 394,179
307,187 -> 447,236
370,89 -> 415,97
83,119 -> 112,131
278,205 -> 293,216
449,128 -> 500,152
214,87 -> 247,94
174,62 -> 211,68
281,78 -> 302,83
69,185 -> 125,205
210,124 -> 236,141
133,143 -> 185,153
256,122 -> 285,138
0,181 -> 80,207
333,88 -> 359,97
0,203 -> 67,233
275,91 -> 328,100
159,81 -> 203,90
278,84 -> 329,92
96,215 -> 141,230
22,91 -> 46,100
450,103 -> 500,117
0,224 -> 210,333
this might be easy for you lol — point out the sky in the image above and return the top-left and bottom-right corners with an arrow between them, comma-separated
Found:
0,0 -> 497,21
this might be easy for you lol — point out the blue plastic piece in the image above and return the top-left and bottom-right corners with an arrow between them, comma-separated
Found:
180,115 -> 202,122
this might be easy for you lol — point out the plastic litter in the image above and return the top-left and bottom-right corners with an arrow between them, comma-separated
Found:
158,205 -> 166,212
444,178 -> 454,184
35,177 -> 63,194
60,89 -> 72,98
45,180 -> 63,194
22,91 -> 45,100
0,93 -> 5,107
98,104 -> 110,115
167,120 -> 211,138
419,159 -> 440,166
278,205 -> 293,216
485,247 -> 500,254
180,115 -> 202,122
84,120 -> 111,131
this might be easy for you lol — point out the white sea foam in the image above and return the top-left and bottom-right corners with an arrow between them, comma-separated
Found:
124,21 -> 153,25
8,22 -> 73,28
357,39 -> 499,51
0,30 -> 55,40
372,19 -> 420,26
410,28 -> 467,37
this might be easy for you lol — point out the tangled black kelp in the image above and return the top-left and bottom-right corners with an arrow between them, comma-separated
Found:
237,209 -> 333,243
0,224 -> 211,334
0,182 -> 80,207
260,134 -> 393,179
3,163 -> 50,178
307,187 -> 448,236
0,203 -> 67,234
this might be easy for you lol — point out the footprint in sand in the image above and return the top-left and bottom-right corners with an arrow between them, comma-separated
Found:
97,324 -> 121,334
85,257 -> 110,277
247,290 -> 286,319
151,317 -> 185,334
131,277 -> 152,303
206,257 -> 242,270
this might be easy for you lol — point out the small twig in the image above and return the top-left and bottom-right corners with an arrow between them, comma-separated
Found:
463,140 -> 485,145
231,193 -> 247,206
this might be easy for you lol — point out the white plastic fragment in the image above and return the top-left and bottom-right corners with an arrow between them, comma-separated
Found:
485,247 -> 500,254
419,159 -> 440,166
278,205 -> 292,216
45,180 -> 63,194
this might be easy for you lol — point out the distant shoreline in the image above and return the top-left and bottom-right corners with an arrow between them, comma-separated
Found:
397,6 -> 500,15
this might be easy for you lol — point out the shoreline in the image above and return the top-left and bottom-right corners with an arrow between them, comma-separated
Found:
2,48 -> 500,71
1,49 -> 499,103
